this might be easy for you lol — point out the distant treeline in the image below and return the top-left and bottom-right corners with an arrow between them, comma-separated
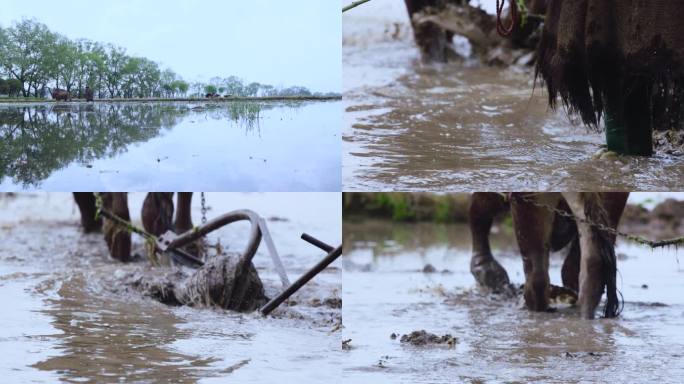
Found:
344,193 -> 471,222
0,18 -> 339,100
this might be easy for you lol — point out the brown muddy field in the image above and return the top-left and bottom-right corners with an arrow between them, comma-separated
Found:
0,193 -> 341,383
342,193 -> 684,383
343,0 -> 684,191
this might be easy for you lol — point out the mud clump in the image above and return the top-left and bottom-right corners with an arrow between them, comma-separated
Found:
126,253 -> 268,312
399,330 -> 456,347
316,297 -> 342,309
549,285 -> 578,305
654,130 -> 684,156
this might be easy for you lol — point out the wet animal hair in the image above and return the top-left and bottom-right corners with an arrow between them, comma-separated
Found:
535,0 -> 684,133
582,193 -> 622,318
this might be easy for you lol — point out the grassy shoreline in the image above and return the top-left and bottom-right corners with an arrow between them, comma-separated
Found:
0,95 -> 341,103
344,192 -> 471,222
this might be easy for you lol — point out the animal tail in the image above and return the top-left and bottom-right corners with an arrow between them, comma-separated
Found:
582,193 -> 622,318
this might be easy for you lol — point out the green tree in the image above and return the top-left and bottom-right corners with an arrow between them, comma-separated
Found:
51,36 -> 79,93
2,19 -> 56,97
0,27 -> 8,72
259,84 -> 275,97
223,76 -> 243,96
204,84 -> 217,95
159,68 -> 178,98
171,79 -> 189,98
177,80 -> 189,97
83,43 -> 108,98
0,18 -> 325,101
103,44 -> 128,98
245,82 -> 260,97
9,79 -> 21,96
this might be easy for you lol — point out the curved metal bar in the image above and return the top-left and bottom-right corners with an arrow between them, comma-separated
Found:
165,209 -> 263,264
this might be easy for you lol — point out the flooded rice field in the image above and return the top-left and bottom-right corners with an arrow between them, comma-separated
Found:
0,193 -> 341,383
342,0 -> 684,191
0,101 -> 341,191
342,194 -> 684,383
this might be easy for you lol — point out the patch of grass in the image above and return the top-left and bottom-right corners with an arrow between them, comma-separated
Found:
434,197 -> 453,223
372,193 -> 416,221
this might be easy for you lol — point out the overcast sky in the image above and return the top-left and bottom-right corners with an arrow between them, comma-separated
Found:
0,0 -> 341,92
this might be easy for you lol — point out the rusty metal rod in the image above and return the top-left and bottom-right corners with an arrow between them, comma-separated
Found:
301,233 -> 334,252
260,244 -> 342,316
167,247 -> 204,268
98,207 -> 205,267
165,209 -> 262,264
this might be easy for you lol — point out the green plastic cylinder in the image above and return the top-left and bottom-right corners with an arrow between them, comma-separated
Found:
605,111 -> 627,154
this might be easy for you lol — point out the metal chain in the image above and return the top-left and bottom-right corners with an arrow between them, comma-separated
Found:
201,192 -> 207,224
514,193 -> 684,249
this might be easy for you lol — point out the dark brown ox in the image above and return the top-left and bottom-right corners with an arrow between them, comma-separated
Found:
469,192 -> 628,319
536,1 -> 684,155
72,193 -> 195,262
84,86 -> 94,102
51,88 -> 70,102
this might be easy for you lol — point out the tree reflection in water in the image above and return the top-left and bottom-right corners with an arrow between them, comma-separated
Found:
0,101 -> 292,187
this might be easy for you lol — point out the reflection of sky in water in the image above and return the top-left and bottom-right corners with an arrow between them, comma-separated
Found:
0,102 -> 341,191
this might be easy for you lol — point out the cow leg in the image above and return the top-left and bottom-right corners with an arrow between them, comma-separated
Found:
567,192 -> 626,302
552,193 -> 627,294
511,193 -> 558,312
102,193 -> 132,262
141,193 -> 175,236
563,193 -> 619,319
73,192 -> 102,233
174,193 -> 194,233
549,199 -> 580,292
469,192 -> 510,290
561,238 -> 580,292
601,192 -> 629,238
405,0 -> 452,62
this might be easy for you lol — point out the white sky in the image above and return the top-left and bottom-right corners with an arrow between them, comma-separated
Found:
0,0 -> 341,92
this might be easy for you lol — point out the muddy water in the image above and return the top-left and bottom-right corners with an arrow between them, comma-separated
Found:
342,200 -> 684,383
0,101 -> 341,191
342,0 -> 684,191
0,193 -> 341,383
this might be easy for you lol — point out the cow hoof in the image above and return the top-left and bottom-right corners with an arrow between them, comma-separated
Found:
470,255 -> 510,292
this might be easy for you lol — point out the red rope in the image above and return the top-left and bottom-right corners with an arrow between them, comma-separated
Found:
496,0 -> 518,37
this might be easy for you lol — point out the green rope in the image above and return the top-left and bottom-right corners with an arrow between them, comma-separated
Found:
94,193 -> 160,264
516,0 -> 529,28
